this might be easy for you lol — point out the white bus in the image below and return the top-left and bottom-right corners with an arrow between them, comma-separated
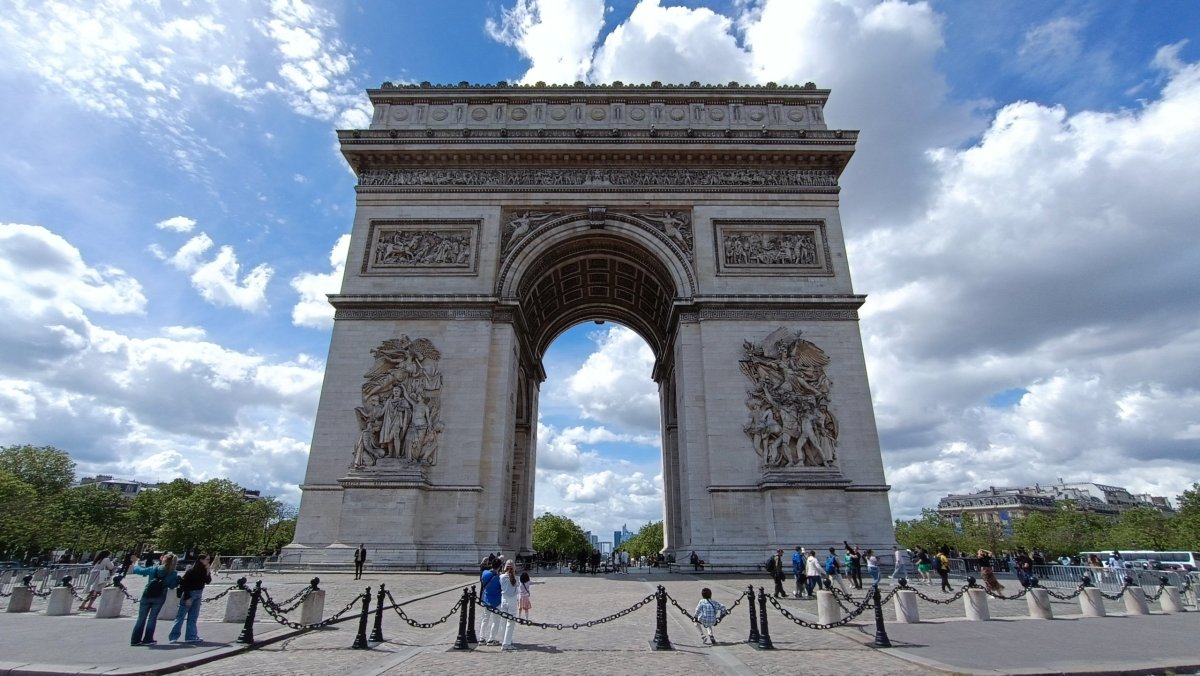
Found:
1080,550 -> 1200,572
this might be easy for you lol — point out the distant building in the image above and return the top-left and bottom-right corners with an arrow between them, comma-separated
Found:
937,479 -> 1176,532
613,523 -> 632,549
75,475 -> 157,497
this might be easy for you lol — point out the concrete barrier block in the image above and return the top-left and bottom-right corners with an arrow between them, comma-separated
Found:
964,588 -> 990,621
6,587 -> 33,613
1080,587 -> 1106,617
1026,588 -> 1053,619
816,590 -> 838,625
95,587 -> 124,618
893,589 -> 919,623
299,589 -> 326,625
224,588 -> 251,623
46,587 -> 73,616
1123,588 -> 1149,615
158,592 -> 180,621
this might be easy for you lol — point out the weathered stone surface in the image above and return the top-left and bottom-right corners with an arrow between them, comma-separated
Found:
291,84 -> 895,568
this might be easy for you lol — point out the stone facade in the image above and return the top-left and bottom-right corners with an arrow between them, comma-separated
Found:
288,83 -> 895,568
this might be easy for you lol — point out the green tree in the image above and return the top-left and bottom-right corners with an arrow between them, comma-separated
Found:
532,513 -> 590,560
53,484 -> 127,553
1171,483 -> 1200,549
893,509 -> 959,551
1011,505 -> 1112,557
0,445 -> 75,495
1109,506 -> 1171,550
958,513 -> 1010,554
157,479 -> 255,555
0,469 -> 40,557
618,521 -> 663,560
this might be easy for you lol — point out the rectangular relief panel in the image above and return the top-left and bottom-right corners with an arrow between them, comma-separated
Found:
713,219 -> 832,276
361,219 -> 480,275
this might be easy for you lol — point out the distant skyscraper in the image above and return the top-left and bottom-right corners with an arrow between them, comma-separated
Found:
614,530 -> 623,548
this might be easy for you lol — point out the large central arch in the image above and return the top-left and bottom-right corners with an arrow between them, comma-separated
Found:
288,83 -> 896,568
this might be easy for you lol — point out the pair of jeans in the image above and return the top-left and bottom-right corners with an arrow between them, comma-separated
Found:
168,589 -> 203,641
131,594 -> 167,644
869,567 -> 881,585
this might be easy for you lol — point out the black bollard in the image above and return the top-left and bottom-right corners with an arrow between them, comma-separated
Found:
898,577 -> 908,589
466,586 -> 478,644
746,585 -> 760,644
236,576 -> 248,590
452,589 -> 471,650
351,587 -> 372,649
756,587 -> 774,649
966,576 -> 977,588
1081,574 -> 1093,588
236,580 -> 262,644
369,584 -> 386,642
651,585 -> 673,650
310,577 -> 321,591
872,584 -> 891,648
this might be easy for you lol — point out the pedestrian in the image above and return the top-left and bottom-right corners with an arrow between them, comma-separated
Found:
804,549 -> 822,597
168,553 -> 211,643
891,547 -> 909,583
866,549 -> 880,586
479,559 -> 502,645
915,547 -> 932,585
935,547 -> 953,592
517,570 -> 533,620
353,544 -> 367,580
792,546 -> 806,598
824,547 -> 846,592
844,541 -> 863,589
769,549 -> 787,598
79,549 -> 115,611
129,552 -> 181,646
976,549 -> 1004,593
498,560 -> 520,651
693,587 -> 727,645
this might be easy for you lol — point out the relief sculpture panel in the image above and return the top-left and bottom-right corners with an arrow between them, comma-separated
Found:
740,328 -> 839,469
715,220 -> 832,276
352,336 -> 445,469
362,220 -> 479,275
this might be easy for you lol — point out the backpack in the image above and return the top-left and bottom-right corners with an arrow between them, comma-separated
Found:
933,555 -> 945,572
145,569 -> 165,598
825,557 -> 837,574
765,556 -> 776,573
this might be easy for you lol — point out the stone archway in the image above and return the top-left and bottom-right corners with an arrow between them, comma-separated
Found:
287,82 -> 896,569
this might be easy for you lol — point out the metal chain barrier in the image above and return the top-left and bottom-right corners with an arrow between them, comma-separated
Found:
202,584 -> 239,603
765,590 -> 874,630
1097,582 -> 1130,601
1145,583 -> 1168,603
903,582 -> 970,605
663,588 -> 746,626
477,591 -> 657,630
383,589 -> 462,628
259,591 -> 367,631
984,586 -> 1030,601
261,586 -> 314,614
1042,584 -> 1086,601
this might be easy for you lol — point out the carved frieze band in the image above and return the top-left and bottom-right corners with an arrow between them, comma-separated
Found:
714,219 -> 833,276
362,219 -> 480,275
500,207 -> 693,260
678,308 -> 858,323
335,308 -> 497,320
359,168 -> 836,190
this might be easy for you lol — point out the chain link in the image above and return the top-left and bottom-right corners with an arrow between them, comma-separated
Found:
114,581 -> 139,602
1145,583 -> 1167,602
202,584 -> 239,603
765,591 -> 874,629
1097,584 -> 1129,601
259,592 -> 366,631
477,592 -> 656,630
261,587 -> 314,614
663,589 -> 745,626
382,589 -> 462,628
903,583 -> 969,605
1042,585 -> 1085,601
984,586 -> 1029,601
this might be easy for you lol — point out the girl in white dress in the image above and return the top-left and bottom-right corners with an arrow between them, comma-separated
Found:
498,560 -> 520,651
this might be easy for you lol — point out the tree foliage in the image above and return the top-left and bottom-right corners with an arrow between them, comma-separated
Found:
618,520 -> 663,560
0,445 -> 75,495
532,513 -> 591,560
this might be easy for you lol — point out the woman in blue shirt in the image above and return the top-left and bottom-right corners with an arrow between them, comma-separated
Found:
129,552 -> 181,646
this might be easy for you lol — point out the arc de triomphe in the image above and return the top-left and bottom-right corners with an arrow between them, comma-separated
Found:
287,82 -> 895,567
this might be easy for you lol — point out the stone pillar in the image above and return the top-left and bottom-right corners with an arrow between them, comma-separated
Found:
1122,587 -> 1149,615
1079,588 -> 1106,617
1186,587 -> 1198,608
1160,587 -> 1185,614
224,588 -> 251,623
299,589 -> 326,625
893,589 -> 919,623
95,587 -> 124,618
45,587 -> 73,616
158,592 -> 180,621
1026,588 -> 1052,619
964,588 -> 989,621
816,590 -> 838,625
6,587 -> 33,613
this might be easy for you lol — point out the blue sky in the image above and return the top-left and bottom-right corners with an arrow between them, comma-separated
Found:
1,0 -> 1198,539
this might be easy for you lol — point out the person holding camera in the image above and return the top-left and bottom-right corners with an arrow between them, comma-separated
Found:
129,552 -> 181,646
168,554 -> 212,643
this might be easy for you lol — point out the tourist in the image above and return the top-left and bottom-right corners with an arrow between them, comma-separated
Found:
891,547 -> 910,583
915,547 -> 933,585
824,547 -> 847,592
844,541 -> 864,589
517,570 -> 533,620
693,587 -> 727,645
479,559 -> 502,646
768,549 -> 787,598
1014,549 -> 1034,587
79,550 -> 115,611
353,544 -> 367,580
168,553 -> 211,643
498,560 -> 520,651
976,549 -> 1005,593
791,546 -> 805,598
129,552 -> 181,646
866,549 -> 880,586
804,549 -> 822,597
935,547 -> 953,592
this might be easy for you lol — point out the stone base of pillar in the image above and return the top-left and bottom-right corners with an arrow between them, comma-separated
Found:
964,588 -> 990,621
224,589 -> 251,623
5,587 -> 33,613
816,590 -> 838,625
46,588 -> 73,616
95,587 -> 124,618
158,592 -> 180,621
1080,587 -> 1106,617
1026,588 -> 1052,619
299,589 -> 326,625
1160,587 -> 1185,613
1123,587 -> 1149,615
893,589 -> 919,623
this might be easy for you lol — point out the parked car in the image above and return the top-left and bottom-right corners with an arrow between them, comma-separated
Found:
0,560 -> 23,569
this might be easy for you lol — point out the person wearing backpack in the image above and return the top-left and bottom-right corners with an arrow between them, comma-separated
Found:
768,549 -> 787,598
129,552 -> 181,646
935,547 -> 953,592
478,558 -> 502,646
